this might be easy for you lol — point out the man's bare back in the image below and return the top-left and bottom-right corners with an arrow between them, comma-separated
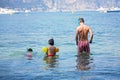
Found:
76,24 -> 93,45
76,25 -> 89,41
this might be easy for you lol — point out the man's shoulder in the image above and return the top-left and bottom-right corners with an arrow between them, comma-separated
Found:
76,26 -> 80,30
84,24 -> 89,27
85,25 -> 90,29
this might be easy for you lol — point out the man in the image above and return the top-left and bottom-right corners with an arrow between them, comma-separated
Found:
75,18 -> 93,55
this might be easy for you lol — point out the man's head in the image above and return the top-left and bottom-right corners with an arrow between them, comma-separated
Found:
48,38 -> 54,45
79,18 -> 84,23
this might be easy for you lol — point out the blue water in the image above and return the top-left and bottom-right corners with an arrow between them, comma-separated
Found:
0,11 -> 120,80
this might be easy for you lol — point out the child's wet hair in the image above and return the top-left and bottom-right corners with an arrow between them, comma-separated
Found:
48,38 -> 54,45
27,48 -> 33,52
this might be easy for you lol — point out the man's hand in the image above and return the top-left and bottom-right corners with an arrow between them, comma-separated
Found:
89,40 -> 92,43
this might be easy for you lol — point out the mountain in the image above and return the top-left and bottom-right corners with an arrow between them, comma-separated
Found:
0,0 -> 120,11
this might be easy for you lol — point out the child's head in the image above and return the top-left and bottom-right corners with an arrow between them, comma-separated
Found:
48,38 -> 54,46
27,48 -> 33,52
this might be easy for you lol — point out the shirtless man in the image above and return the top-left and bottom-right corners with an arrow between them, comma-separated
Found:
75,18 -> 93,54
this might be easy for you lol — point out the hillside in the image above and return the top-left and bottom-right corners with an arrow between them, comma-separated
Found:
0,0 -> 120,11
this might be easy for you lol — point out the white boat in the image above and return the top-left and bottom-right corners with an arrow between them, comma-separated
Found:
97,7 -> 120,13
97,7 -> 108,13
107,7 -> 120,12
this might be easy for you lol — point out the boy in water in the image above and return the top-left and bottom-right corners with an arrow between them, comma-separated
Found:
75,18 -> 93,55
46,38 -> 57,57
26,48 -> 33,60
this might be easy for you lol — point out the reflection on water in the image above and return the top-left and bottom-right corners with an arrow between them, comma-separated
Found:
43,55 -> 59,69
76,53 -> 93,71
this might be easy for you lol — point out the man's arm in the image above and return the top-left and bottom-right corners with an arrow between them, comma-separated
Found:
89,27 -> 93,43
75,28 -> 79,45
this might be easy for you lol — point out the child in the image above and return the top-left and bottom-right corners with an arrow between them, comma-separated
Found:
26,48 -> 33,60
46,38 -> 57,57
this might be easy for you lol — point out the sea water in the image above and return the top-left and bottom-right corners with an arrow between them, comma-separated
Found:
0,11 -> 120,80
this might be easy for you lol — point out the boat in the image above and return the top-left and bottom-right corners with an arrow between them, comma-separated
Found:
96,7 -> 108,13
107,7 -> 120,12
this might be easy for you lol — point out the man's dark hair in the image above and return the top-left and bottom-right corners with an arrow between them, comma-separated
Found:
79,18 -> 84,23
48,38 -> 54,45
27,48 -> 33,52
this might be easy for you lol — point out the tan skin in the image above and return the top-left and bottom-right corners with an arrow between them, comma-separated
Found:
75,22 -> 93,45
47,46 -> 56,56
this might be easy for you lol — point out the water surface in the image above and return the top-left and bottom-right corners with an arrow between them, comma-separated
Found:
0,11 -> 120,80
